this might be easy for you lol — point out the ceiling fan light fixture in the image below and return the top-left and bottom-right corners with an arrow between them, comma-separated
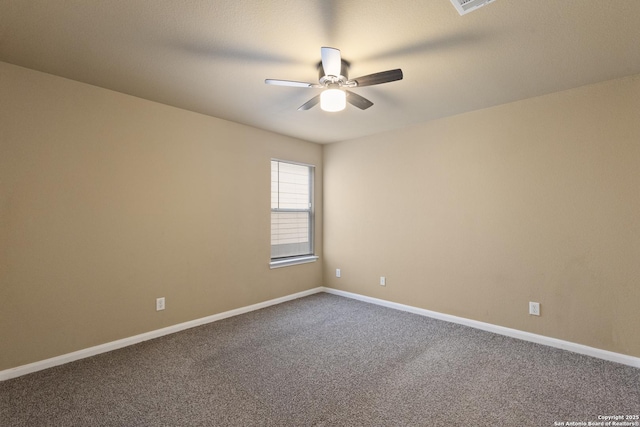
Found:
266,46 -> 402,112
320,88 -> 346,112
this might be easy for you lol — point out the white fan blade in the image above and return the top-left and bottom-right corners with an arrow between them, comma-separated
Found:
265,79 -> 314,88
321,47 -> 341,77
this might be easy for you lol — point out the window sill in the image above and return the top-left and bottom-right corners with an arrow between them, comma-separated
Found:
270,255 -> 319,269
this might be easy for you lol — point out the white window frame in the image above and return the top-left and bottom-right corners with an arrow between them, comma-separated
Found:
270,159 -> 318,269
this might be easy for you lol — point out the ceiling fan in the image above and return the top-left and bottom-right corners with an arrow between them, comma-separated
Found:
265,47 -> 403,112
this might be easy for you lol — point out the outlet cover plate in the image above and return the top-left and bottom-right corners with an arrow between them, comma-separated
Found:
529,301 -> 540,316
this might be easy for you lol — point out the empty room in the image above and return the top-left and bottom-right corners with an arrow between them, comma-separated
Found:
1,1 -> 639,425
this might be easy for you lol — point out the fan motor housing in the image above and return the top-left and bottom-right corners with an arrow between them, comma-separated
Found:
318,59 -> 350,86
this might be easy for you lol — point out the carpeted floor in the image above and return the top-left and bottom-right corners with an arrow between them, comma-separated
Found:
1,293 -> 639,426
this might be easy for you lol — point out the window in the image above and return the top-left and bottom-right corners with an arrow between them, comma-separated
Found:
270,160 -> 317,268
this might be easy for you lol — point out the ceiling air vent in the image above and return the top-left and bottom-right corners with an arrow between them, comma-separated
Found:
450,0 -> 496,15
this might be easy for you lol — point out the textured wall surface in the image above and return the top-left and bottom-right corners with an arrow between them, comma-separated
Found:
323,74 -> 640,357
0,62 -> 323,371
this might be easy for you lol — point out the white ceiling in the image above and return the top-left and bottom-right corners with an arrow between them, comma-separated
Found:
1,0 -> 640,144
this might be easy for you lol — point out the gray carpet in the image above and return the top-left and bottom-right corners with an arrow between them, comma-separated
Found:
1,293 -> 639,426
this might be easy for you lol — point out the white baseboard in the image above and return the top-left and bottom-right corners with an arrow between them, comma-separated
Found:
322,287 -> 640,369
2,285 -> 638,381
0,287 -> 324,381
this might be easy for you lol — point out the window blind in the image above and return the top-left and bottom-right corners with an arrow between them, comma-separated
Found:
271,160 -> 313,259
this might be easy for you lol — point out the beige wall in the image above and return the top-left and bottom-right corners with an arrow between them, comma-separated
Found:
2,58 -> 638,372
323,75 -> 640,357
0,62 -> 323,371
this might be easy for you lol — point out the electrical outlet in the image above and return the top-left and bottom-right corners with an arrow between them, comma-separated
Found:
156,297 -> 165,311
529,301 -> 540,316
336,268 -> 341,278
380,276 -> 386,286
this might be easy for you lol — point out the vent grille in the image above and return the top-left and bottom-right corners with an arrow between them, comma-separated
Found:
450,0 -> 496,15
